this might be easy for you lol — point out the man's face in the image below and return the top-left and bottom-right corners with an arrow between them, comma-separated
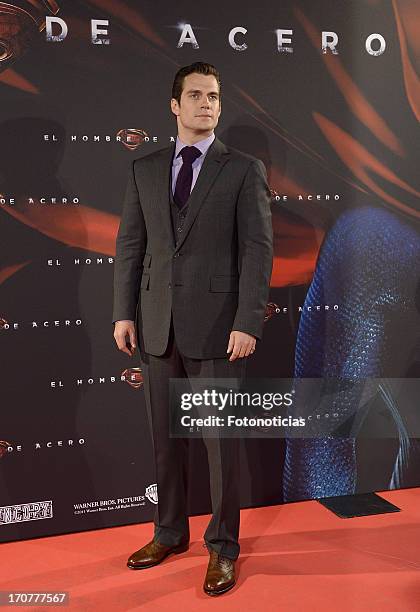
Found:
171,72 -> 221,135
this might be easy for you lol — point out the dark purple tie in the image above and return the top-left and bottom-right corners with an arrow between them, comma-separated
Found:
174,145 -> 202,209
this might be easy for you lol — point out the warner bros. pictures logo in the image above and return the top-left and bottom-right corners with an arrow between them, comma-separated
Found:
145,484 -> 158,505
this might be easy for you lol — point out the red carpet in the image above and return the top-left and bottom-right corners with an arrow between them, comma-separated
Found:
2,488 -> 420,611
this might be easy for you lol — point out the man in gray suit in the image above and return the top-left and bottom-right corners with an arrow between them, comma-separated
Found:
113,62 -> 273,596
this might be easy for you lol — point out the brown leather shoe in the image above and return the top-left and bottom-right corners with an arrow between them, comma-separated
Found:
127,539 -> 189,570
203,549 -> 236,596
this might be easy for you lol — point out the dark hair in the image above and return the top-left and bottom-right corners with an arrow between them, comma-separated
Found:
172,62 -> 221,105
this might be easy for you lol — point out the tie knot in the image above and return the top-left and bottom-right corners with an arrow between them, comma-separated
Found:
179,145 -> 201,163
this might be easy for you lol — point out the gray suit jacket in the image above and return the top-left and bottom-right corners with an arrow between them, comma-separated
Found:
112,136 -> 273,359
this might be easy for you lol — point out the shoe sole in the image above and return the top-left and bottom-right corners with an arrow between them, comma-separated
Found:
204,581 -> 236,596
126,543 -> 189,570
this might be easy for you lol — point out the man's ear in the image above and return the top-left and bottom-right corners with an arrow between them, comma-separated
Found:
170,98 -> 180,116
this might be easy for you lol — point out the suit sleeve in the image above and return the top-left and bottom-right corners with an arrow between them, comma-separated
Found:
112,159 -> 147,323
232,159 -> 273,340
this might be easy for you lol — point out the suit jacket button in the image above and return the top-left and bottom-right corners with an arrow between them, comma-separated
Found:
168,283 -> 172,288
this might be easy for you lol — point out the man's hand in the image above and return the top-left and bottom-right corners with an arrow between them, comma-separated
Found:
114,320 -> 136,356
227,330 -> 256,361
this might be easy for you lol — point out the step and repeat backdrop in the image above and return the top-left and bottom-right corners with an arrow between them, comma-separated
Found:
1,0 -> 419,542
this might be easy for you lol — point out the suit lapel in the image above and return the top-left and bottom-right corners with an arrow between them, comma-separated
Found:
154,136 -> 230,253
176,137 -> 230,253
154,142 -> 176,248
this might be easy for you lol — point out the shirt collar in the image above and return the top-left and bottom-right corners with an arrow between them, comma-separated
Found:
174,132 -> 216,161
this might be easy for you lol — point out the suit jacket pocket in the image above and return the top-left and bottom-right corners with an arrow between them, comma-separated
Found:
209,275 -> 239,292
140,272 -> 150,290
